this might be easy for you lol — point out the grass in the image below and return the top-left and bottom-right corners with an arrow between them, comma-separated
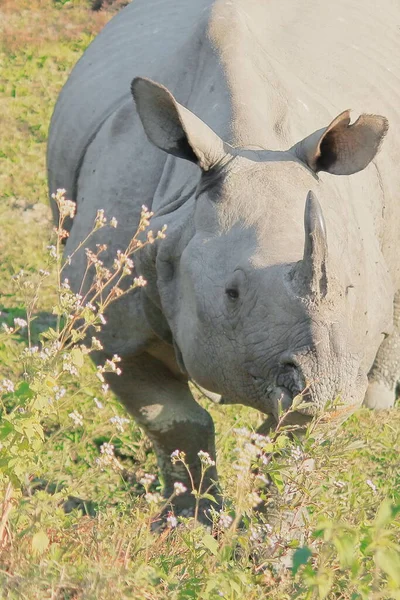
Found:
0,2 -> 400,599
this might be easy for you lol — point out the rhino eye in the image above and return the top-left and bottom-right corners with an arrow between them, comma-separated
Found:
225,287 -> 239,300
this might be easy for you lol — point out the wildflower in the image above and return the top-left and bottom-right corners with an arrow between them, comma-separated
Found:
291,445 -> 305,462
62,355 -> 78,376
95,209 -> 107,229
47,245 -> 57,259
98,314 -> 106,325
366,479 -> 377,494
0,379 -> 14,394
54,386 -> 66,401
12,269 -> 24,280
171,450 -> 186,464
109,415 -> 129,433
218,513 -> 233,529
110,217 -> 118,228
95,442 -> 123,471
85,302 -> 96,312
139,473 -> 156,487
198,450 -> 216,467
1,323 -> 13,334
133,275 -> 147,287
93,397 -> 104,410
101,383 -> 109,395
173,482 -> 187,496
144,492 -> 162,505
156,225 -> 167,240
68,410 -> 83,427
166,513 -> 177,528
39,269 -> 50,277
61,279 -> 70,289
248,491 -> 262,507
91,337 -> 103,351
58,195 -> 76,219
13,317 -> 27,329
25,346 -> 39,355
139,205 -> 154,231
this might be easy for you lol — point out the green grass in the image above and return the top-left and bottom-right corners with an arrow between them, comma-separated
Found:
0,2 -> 400,599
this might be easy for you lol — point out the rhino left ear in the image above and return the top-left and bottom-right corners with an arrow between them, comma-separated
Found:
131,77 -> 228,171
293,110 -> 389,175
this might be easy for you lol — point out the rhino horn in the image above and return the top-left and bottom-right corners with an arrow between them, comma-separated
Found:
294,191 -> 328,300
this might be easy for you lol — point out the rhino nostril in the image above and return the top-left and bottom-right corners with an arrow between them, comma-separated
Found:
277,357 -> 304,396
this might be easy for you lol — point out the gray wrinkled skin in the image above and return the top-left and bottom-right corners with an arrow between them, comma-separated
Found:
47,0 -> 400,515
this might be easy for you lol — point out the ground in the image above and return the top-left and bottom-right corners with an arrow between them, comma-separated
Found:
0,2 -> 399,599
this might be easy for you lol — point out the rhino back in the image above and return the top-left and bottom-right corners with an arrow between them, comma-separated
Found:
47,0 -> 216,202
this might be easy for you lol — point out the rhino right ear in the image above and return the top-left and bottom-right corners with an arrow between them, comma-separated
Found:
293,110 -> 388,176
131,77 -> 227,171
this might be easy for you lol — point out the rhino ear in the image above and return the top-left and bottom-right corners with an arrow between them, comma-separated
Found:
293,110 -> 388,175
131,77 -> 227,171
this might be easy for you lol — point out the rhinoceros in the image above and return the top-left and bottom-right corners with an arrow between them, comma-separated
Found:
48,0 -> 400,519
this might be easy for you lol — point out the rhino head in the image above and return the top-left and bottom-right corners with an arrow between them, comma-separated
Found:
132,77 -> 390,423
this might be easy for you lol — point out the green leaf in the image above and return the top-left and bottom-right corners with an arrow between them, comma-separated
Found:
269,470 -> 285,493
375,499 -> 395,529
32,530 -> 49,554
375,548 -> 400,585
333,531 -> 356,567
201,534 -> 219,556
0,420 -> 14,440
292,546 -> 312,575
200,493 -> 218,504
71,347 -> 84,368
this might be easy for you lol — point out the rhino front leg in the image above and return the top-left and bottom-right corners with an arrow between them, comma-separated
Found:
364,290 -> 400,409
100,351 -> 219,522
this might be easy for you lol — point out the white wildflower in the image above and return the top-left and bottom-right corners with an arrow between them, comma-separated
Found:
218,513 -> 233,529
198,450 -> 216,467
95,209 -> 107,228
61,279 -> 70,290
109,415 -> 130,433
133,275 -> 147,287
13,318 -> 27,329
248,491 -> 262,507
1,323 -> 13,334
93,397 -> 104,410
139,473 -> 156,487
47,245 -> 57,259
58,197 -> 76,219
68,410 -> 83,427
291,445 -> 305,462
39,269 -> 50,277
144,492 -> 162,505
166,513 -> 177,528
110,217 -> 118,228
54,386 -> 66,401
366,479 -> 377,494
156,225 -> 167,240
173,482 -> 187,496
171,449 -> 186,464
91,337 -> 103,351
95,442 -> 123,471
98,313 -> 106,325
0,379 -> 14,394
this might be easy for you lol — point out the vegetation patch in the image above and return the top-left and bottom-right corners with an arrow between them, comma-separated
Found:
0,2 -> 399,599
